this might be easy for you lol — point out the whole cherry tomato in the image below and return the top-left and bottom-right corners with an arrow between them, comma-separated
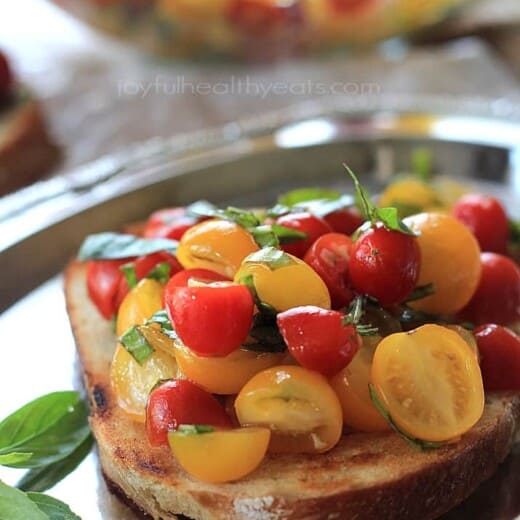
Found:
0,50 -> 12,99
227,0 -> 302,35
115,252 -> 182,309
165,283 -> 254,357
86,259 -> 128,319
277,306 -> 361,377
143,207 -> 200,241
474,324 -> 520,391
146,379 -> 232,447
458,253 -> 520,326
452,194 -> 510,254
348,225 -> 420,306
276,212 -> 333,258
303,233 -> 354,309
323,208 -> 364,236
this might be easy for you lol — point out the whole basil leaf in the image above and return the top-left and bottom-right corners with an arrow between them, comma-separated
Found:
0,481 -> 47,520
0,392 -> 90,469
26,493 -> 81,520
78,233 -> 178,261
0,453 -> 33,465
18,434 -> 94,493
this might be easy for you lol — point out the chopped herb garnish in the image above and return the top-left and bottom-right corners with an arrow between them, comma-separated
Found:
146,310 -> 179,339
147,262 -> 171,284
369,385 -> 443,451
405,284 -> 435,303
120,263 -> 138,289
341,296 -> 378,336
344,165 -> 416,236
239,274 -> 278,315
176,425 -> 215,435
78,232 -> 178,260
119,326 -> 155,365
510,219 -> 520,245
243,313 -> 287,353
243,247 -> 294,270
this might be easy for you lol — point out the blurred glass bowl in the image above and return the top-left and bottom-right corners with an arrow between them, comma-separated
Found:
51,0 -> 473,59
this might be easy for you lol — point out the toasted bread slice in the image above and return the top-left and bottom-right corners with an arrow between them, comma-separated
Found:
0,93 -> 60,195
64,261 -> 520,520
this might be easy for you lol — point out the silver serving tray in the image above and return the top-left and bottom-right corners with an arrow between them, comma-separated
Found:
0,107 -> 519,520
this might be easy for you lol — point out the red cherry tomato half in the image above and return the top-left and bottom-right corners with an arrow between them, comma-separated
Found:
115,252 -> 183,309
165,283 -> 254,357
227,0 -> 302,35
452,194 -> 510,254
277,306 -> 361,377
146,379 -> 232,447
458,253 -> 520,326
0,51 -> 12,98
143,207 -> 199,241
304,233 -> 355,309
348,226 -> 420,306
474,324 -> 520,391
323,208 -> 364,236
276,212 -> 333,258
86,259 -> 128,319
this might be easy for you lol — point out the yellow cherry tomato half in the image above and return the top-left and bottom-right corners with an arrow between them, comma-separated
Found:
403,213 -> 481,315
174,341 -> 285,395
176,219 -> 259,278
234,251 -> 331,312
371,324 -> 484,442
330,335 -> 391,433
168,427 -> 270,483
110,342 -> 178,423
116,278 -> 164,337
235,365 -> 342,453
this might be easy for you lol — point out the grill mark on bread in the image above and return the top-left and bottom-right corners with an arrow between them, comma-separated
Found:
92,384 -> 109,415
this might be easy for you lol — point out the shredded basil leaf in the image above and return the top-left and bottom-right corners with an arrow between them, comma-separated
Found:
239,275 -> 278,315
243,313 -> 287,353
120,263 -> 138,289
78,233 -> 178,260
187,202 -> 261,229
243,247 -> 294,270
147,262 -> 171,284
120,326 -> 155,365
146,311 -> 179,340
249,226 -> 280,248
369,385 -> 443,451
510,220 -> 520,245
405,284 -> 435,303
341,296 -> 378,336
344,165 -> 417,236
176,425 -> 215,435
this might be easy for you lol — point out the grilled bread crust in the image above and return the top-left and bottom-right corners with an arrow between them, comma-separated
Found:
65,261 -> 520,520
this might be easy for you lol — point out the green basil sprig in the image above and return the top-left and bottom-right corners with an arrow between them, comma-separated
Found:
369,385 -> 443,451
0,392 -> 90,470
344,165 -> 416,236
0,482 -> 80,520
78,233 -> 178,261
